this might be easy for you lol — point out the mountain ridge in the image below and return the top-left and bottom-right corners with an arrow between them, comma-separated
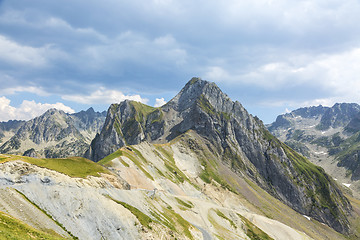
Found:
86,77 -> 352,234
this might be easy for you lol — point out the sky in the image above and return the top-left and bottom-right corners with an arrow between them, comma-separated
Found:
1,0 -> 360,123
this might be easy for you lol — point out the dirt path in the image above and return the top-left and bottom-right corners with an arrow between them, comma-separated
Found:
0,187 -> 70,238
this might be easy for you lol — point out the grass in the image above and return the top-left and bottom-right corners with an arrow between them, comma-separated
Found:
154,145 -> 191,184
0,210 -> 66,240
15,189 -> 76,239
98,148 -> 154,181
108,196 -> 154,230
0,154 -> 108,178
175,197 -> 194,209
98,149 -> 123,165
160,206 -> 194,240
281,143 -> 341,218
215,209 -> 236,229
237,213 -> 273,240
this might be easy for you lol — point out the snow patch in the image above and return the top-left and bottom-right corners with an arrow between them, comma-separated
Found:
303,215 -> 311,221
314,151 -> 326,155
342,183 -> 351,188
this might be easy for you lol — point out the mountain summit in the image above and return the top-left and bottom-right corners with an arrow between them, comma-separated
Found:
86,77 -> 352,234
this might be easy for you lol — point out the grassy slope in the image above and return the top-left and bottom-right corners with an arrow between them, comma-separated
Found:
0,154 -> 109,178
0,210 -> 66,240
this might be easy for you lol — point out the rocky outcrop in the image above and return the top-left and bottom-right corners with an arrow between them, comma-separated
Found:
87,77 -> 352,234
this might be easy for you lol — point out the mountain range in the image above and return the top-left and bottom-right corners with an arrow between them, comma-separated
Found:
0,107 -> 106,158
0,78 -> 360,239
268,103 -> 360,197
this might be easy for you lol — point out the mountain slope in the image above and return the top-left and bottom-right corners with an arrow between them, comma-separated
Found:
1,139 -> 356,240
0,120 -> 25,144
0,108 -> 106,158
86,77 -> 352,234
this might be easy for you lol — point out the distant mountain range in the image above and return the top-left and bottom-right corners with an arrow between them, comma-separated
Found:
0,107 -> 106,158
268,103 -> 360,191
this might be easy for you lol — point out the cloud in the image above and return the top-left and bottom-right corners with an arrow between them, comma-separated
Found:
0,85 -> 49,96
154,98 -> 167,107
0,96 -> 75,121
62,87 -> 148,105
0,35 -> 47,67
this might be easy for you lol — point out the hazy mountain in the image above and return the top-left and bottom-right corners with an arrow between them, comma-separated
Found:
0,108 -> 106,158
86,78 -> 352,234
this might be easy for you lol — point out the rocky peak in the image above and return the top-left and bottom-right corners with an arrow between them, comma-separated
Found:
317,103 -> 360,130
164,77 -> 232,113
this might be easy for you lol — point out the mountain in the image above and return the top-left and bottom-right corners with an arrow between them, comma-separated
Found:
268,103 -> 360,194
86,78 -> 352,234
0,108 -> 106,158
0,120 -> 25,144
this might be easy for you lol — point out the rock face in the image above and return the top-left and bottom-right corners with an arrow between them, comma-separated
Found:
0,108 -> 106,158
87,77 -> 352,234
0,120 -> 25,143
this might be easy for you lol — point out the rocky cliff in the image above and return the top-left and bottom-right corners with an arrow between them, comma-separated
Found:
86,77 -> 352,234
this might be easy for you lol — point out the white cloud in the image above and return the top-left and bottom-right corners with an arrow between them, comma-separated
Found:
206,47 -> 360,96
0,85 -> 49,96
62,87 -> 148,105
154,98 -> 167,107
0,96 -> 75,121
0,35 -> 47,67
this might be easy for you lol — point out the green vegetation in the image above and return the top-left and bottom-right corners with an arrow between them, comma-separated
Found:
98,149 -> 123,165
237,213 -> 273,240
155,145 -> 190,184
197,94 -> 216,116
281,143 -> 340,217
130,101 -> 158,124
262,128 -> 275,142
189,77 -> 200,85
15,190 -> 76,239
215,209 -> 236,229
109,197 -> 154,230
160,206 -> 194,240
0,210 -> 65,240
196,95 -> 232,122
122,150 -> 154,180
0,154 -> 108,178
175,197 -> 194,209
